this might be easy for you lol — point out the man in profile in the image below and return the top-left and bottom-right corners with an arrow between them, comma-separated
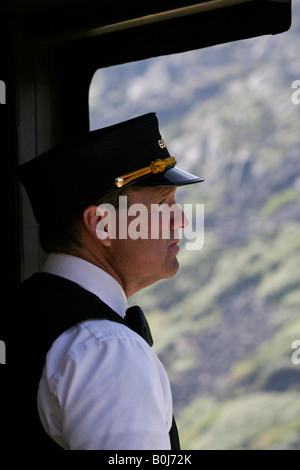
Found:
7,112 -> 203,450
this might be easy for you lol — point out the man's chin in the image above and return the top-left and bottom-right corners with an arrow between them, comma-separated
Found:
165,258 -> 180,279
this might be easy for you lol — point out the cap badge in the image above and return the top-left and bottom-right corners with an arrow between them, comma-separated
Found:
158,139 -> 167,149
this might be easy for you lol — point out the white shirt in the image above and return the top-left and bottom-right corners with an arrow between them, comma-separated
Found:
37,253 -> 173,450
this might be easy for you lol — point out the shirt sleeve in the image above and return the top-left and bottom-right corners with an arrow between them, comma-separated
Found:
38,323 -> 173,450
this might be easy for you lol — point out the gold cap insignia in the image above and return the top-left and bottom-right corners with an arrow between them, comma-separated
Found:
158,139 -> 167,149
114,156 -> 177,188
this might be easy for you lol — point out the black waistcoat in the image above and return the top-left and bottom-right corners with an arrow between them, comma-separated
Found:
4,272 -> 180,450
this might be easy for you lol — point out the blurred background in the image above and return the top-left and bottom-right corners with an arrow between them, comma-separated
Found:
89,2 -> 300,450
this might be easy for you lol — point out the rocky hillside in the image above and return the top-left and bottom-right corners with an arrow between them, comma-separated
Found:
89,2 -> 300,450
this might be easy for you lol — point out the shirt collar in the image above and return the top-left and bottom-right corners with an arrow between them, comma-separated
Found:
42,253 -> 129,318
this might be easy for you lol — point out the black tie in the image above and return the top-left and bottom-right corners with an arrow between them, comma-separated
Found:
124,305 -> 153,347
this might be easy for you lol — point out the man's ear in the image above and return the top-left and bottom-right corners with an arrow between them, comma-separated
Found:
82,205 -> 112,247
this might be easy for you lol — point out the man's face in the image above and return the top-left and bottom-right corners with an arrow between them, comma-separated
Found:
105,186 -> 188,297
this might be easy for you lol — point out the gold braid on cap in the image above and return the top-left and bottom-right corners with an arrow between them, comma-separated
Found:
114,157 -> 177,188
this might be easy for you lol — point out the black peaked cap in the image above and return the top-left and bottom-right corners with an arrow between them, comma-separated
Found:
17,113 -> 203,223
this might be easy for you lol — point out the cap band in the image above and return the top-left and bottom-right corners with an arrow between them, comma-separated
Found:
114,156 -> 177,188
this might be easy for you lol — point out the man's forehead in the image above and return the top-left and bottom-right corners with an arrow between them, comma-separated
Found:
122,186 -> 176,209
129,185 -> 176,199
152,186 -> 177,197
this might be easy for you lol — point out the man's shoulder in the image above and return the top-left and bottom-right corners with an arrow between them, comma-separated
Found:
78,318 -> 149,346
56,318 -> 150,354
15,272 -> 77,304
12,272 -> 129,356
15,272 -> 121,322
17,272 -> 85,295
45,318 -> 156,382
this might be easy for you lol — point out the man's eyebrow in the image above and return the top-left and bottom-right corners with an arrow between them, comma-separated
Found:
140,187 -> 176,211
